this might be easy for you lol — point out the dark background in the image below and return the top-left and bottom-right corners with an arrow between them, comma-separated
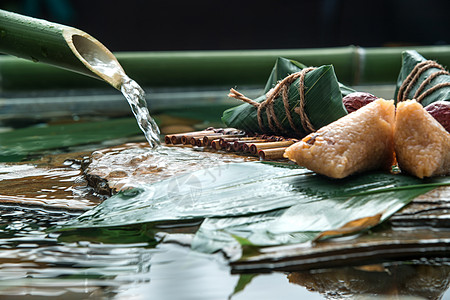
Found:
1,0 -> 449,51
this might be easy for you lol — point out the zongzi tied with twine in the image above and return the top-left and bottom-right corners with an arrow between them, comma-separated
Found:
395,50 -> 450,106
222,57 -> 353,138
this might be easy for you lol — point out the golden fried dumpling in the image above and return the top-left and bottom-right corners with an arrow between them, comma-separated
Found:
284,99 -> 395,179
394,100 -> 450,178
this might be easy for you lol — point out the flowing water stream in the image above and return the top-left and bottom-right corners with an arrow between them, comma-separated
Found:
120,77 -> 161,148
79,50 -> 161,148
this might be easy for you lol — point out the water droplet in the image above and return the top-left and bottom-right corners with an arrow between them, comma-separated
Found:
30,56 -> 39,63
0,29 -> 6,38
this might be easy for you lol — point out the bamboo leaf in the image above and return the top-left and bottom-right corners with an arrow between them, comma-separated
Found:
222,58 -> 352,137
0,118 -> 142,161
394,50 -> 450,106
54,161 -> 449,258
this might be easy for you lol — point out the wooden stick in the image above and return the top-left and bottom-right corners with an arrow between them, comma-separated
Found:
258,147 -> 288,160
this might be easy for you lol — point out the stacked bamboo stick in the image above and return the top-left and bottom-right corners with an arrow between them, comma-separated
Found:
164,128 -> 298,160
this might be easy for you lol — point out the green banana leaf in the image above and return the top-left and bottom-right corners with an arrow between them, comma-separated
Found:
222,58 -> 352,137
394,50 -> 450,106
0,117 -> 142,162
55,161 -> 449,258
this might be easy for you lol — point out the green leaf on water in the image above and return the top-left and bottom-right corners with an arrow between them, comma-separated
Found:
54,161 -> 449,258
0,117 -> 142,162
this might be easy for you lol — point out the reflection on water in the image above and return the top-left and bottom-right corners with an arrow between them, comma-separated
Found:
0,162 -> 100,211
0,206 -> 320,299
290,263 -> 450,300
0,149 -> 449,299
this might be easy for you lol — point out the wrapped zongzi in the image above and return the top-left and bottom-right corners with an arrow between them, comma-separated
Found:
222,57 -> 352,138
395,50 -> 450,106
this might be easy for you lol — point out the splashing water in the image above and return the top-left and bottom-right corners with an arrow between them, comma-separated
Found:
80,51 -> 161,148
120,76 -> 161,148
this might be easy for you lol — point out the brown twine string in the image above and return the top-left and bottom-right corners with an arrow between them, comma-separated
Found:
397,60 -> 450,103
228,67 -> 316,135
295,68 -> 316,133
413,70 -> 448,99
417,82 -> 450,102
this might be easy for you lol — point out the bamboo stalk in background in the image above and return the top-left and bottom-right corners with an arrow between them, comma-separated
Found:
2,44 -> 450,91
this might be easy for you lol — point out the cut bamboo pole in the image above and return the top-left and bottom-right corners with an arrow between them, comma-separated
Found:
182,131 -> 216,144
195,138 -> 204,147
219,137 -> 258,148
258,147 -> 288,160
203,133 -> 245,146
249,141 -> 294,155
210,139 -> 223,150
0,9 -> 127,90
233,139 -> 266,152
165,130 -> 214,144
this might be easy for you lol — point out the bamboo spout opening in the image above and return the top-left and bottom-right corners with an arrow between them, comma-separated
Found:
63,29 -> 125,90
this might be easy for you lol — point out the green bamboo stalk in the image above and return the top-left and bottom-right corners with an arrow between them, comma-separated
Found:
0,46 -> 357,91
0,9 -> 126,89
1,14 -> 450,93
360,45 -> 450,85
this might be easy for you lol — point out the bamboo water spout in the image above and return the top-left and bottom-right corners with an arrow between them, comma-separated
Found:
0,9 -> 125,90
0,9 -> 161,148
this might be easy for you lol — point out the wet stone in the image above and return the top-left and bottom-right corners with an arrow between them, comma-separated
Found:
82,143 -> 257,195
